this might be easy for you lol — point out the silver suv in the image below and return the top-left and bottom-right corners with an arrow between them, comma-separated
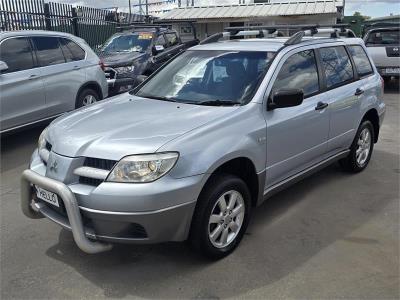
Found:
0,31 -> 108,133
21,27 -> 386,259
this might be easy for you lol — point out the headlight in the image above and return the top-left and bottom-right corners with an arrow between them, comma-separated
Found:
115,65 -> 135,74
38,127 -> 48,150
107,152 -> 179,183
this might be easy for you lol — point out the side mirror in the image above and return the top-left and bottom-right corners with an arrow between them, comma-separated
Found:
0,61 -> 9,73
153,45 -> 165,55
268,89 -> 304,110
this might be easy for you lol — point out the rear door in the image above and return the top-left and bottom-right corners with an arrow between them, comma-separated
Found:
31,36 -> 86,115
317,45 -> 361,154
0,37 -> 46,131
265,48 -> 330,187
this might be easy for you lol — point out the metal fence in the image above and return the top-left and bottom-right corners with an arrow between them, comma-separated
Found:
0,0 -> 145,48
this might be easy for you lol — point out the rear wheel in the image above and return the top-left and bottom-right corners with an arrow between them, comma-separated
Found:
190,174 -> 251,259
339,120 -> 374,172
76,88 -> 100,108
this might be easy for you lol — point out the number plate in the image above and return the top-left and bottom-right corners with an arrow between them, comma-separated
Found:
35,186 -> 59,207
385,67 -> 400,74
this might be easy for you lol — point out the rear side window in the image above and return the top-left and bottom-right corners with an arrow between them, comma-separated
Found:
348,45 -> 373,77
0,37 -> 35,73
319,46 -> 354,89
272,50 -> 319,97
32,36 -> 65,66
59,38 -> 85,62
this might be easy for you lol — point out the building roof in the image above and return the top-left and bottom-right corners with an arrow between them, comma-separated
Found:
364,14 -> 400,23
161,0 -> 343,21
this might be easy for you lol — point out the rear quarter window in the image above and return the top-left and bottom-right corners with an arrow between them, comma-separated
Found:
59,38 -> 85,62
348,45 -> 373,77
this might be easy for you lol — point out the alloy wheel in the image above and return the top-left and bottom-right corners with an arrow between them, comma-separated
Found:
208,190 -> 245,248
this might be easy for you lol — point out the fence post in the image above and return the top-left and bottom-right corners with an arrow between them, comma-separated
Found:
44,3 -> 52,31
71,7 -> 79,37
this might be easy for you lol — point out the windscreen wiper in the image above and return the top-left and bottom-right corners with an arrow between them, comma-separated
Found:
136,94 -> 178,103
196,99 -> 242,106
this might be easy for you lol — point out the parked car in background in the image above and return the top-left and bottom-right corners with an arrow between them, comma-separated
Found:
363,23 -> 400,82
21,26 -> 385,259
98,25 -> 199,95
0,30 -> 108,134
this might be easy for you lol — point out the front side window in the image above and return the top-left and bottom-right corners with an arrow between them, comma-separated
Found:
135,50 -> 275,105
271,50 -> 319,97
59,38 -> 85,62
155,34 -> 166,46
348,45 -> 373,77
32,36 -> 65,67
100,32 -> 153,53
0,37 -> 35,73
319,46 -> 354,89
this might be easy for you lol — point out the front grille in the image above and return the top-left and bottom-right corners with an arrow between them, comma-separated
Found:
83,157 -> 117,170
105,68 -> 117,80
79,157 -> 118,187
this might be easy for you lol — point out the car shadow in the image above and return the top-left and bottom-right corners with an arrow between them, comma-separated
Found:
44,147 -> 399,299
1,125 -> 47,173
384,78 -> 399,94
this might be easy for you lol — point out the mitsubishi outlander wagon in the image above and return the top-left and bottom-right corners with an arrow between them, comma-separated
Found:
21,26 -> 385,259
0,31 -> 108,133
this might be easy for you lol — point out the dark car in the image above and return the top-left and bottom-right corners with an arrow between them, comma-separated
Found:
98,25 -> 199,95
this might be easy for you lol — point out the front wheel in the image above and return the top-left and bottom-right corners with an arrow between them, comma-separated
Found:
339,120 -> 374,172
190,174 -> 251,259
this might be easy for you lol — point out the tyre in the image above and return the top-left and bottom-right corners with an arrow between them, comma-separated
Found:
76,88 -> 100,108
190,174 -> 252,259
339,120 -> 375,173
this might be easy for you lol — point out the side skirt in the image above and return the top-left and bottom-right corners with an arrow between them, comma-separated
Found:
261,150 -> 350,203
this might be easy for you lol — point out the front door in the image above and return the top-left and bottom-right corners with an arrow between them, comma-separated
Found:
0,37 -> 46,131
265,48 -> 330,188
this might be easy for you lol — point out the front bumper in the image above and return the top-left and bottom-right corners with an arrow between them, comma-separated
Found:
21,165 -> 200,253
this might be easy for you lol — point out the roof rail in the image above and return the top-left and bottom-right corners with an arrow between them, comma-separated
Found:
200,24 -> 356,45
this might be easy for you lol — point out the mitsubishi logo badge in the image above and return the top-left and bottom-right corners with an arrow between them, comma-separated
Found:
49,160 -> 58,172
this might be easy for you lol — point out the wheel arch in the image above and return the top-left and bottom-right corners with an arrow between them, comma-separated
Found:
361,108 -> 380,143
76,81 -> 104,107
200,157 -> 262,208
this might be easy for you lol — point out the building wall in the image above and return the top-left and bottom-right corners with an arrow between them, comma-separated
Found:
174,14 -> 337,41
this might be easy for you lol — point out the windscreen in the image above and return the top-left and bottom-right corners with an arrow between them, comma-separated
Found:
366,29 -> 400,45
101,32 -> 153,53
135,50 -> 275,105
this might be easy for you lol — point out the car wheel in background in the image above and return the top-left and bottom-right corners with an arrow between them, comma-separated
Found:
76,88 -> 100,108
340,120 -> 375,173
190,174 -> 251,259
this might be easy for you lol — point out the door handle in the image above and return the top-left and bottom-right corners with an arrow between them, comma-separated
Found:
355,88 -> 364,96
28,74 -> 38,80
73,66 -> 81,70
315,101 -> 329,111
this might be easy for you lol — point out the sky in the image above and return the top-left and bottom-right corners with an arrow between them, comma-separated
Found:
47,0 -> 400,18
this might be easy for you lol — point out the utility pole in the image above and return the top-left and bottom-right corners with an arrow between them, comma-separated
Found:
145,0 -> 148,15
129,0 -> 132,15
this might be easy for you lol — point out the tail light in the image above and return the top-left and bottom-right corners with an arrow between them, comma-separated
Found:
99,60 -> 105,71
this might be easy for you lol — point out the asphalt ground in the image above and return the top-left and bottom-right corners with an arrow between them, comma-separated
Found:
1,81 -> 399,299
